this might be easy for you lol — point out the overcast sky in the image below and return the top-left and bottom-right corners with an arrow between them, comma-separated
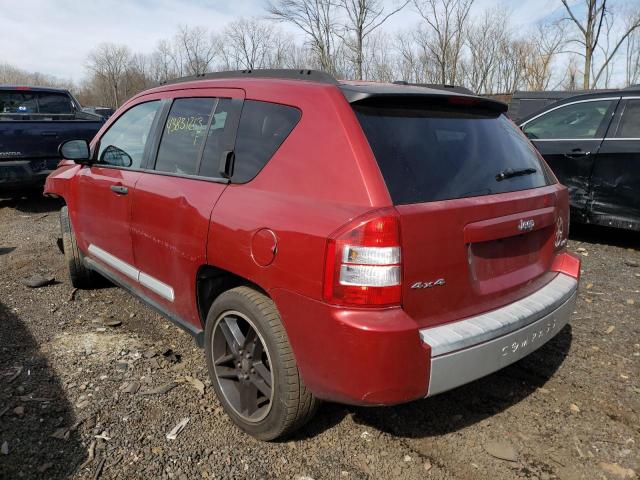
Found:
0,0 -> 628,82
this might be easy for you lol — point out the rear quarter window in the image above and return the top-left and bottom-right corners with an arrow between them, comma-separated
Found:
354,103 -> 553,204
232,100 -> 301,183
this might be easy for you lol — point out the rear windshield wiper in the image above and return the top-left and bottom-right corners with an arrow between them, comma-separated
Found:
495,167 -> 537,182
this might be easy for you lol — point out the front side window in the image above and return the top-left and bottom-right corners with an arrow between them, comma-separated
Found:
232,100 -> 301,183
616,99 -> 640,138
97,101 -> 161,168
522,100 -> 615,140
154,98 -> 215,176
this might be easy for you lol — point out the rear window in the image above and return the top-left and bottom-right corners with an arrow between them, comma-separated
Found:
354,103 -> 553,204
0,91 -> 73,114
232,100 -> 301,183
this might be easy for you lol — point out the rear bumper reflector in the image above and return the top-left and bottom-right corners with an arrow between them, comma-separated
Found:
420,273 -> 578,396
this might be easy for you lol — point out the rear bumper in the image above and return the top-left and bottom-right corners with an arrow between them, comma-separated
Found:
422,273 -> 578,396
0,159 -> 57,191
272,255 -> 579,406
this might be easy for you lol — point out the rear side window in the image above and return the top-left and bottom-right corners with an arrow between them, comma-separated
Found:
232,100 -> 301,183
616,100 -> 640,138
522,100 -> 615,140
354,103 -> 552,205
155,98 -> 215,176
200,98 -> 243,178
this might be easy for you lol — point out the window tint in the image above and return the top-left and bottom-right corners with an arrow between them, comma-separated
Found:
232,100 -> 301,183
37,93 -> 73,114
0,91 -> 73,114
155,98 -> 215,176
0,91 -> 37,113
617,100 -> 640,138
97,101 -> 161,168
200,98 -> 243,178
522,100 -> 614,139
354,104 -> 552,205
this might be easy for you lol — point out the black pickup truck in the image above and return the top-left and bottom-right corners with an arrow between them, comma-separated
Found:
0,86 -> 104,195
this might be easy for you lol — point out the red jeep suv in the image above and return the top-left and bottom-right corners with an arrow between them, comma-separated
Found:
45,70 -> 580,440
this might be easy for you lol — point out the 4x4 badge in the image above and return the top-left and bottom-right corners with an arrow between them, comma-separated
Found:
411,279 -> 446,289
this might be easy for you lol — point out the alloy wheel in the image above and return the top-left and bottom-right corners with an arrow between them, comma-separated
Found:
211,311 -> 274,422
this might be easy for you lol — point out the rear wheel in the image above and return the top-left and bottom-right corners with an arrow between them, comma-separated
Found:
204,286 -> 319,440
59,206 -> 97,288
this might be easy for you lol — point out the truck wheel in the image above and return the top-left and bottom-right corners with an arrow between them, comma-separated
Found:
59,206 -> 97,288
205,286 -> 319,440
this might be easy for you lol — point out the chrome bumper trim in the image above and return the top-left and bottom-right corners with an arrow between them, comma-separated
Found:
419,273 -> 578,357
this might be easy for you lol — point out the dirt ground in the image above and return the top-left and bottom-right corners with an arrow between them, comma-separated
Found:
0,195 -> 638,480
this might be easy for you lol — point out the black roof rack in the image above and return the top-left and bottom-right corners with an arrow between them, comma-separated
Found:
160,69 -> 339,86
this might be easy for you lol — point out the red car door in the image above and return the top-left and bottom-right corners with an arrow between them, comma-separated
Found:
74,100 -> 163,275
129,89 -> 244,328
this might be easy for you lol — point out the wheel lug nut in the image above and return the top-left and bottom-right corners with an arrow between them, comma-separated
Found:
251,368 -> 255,374
239,349 -> 243,355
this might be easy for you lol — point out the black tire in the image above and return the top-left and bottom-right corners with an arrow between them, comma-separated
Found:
59,206 -> 97,288
205,286 -> 319,440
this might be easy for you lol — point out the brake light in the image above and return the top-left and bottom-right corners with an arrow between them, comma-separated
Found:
323,209 -> 401,307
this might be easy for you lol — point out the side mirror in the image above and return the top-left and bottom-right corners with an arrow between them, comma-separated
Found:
59,139 -> 91,163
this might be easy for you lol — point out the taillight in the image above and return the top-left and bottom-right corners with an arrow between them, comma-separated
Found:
323,209 -> 402,307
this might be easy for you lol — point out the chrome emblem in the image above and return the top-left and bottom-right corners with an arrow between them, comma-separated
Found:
518,219 -> 535,232
411,278 -> 446,289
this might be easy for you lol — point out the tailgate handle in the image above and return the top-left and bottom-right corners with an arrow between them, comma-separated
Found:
40,131 -> 59,137
464,207 -> 555,244
110,185 -> 128,195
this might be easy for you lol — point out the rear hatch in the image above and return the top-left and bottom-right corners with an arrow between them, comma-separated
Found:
353,94 -> 564,328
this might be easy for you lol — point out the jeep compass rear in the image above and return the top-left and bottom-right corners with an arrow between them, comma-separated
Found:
45,70 -> 579,440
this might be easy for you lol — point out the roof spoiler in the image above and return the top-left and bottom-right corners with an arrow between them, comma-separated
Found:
341,87 -> 508,113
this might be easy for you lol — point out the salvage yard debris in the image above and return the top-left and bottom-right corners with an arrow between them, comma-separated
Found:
166,418 -> 190,440
20,273 -> 55,288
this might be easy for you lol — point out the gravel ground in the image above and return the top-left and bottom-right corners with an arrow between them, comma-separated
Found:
0,195 -> 638,480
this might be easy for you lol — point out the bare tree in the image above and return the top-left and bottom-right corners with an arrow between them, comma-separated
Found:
561,0 -> 640,89
222,19 -> 276,70
463,8 -> 506,93
336,0 -> 409,79
175,25 -> 218,76
625,12 -> 640,86
86,43 -> 132,107
563,56 -> 579,91
0,63 -> 72,89
522,22 -> 565,91
413,0 -> 474,85
268,0 -> 339,74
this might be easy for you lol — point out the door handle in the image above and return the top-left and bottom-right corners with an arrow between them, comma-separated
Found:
110,185 -> 128,195
40,131 -> 58,137
564,151 -> 591,160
